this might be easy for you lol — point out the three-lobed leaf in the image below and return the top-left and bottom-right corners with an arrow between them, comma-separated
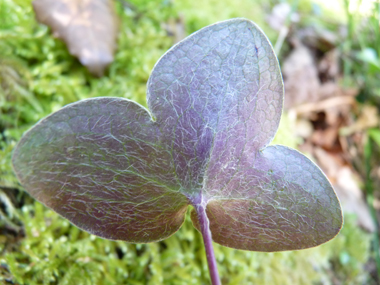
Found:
12,19 -> 342,251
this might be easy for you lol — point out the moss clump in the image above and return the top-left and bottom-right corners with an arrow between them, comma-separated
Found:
0,202 -> 371,284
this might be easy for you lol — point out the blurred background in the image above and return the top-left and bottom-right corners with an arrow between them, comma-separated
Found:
0,0 -> 380,284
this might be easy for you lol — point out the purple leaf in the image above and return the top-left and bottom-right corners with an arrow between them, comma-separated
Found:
191,145 -> 342,251
12,19 -> 342,252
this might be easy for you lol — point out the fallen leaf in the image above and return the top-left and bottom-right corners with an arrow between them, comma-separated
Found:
311,128 -> 339,150
313,148 -> 375,232
340,105 -> 379,136
313,147 -> 344,182
293,96 -> 356,115
32,0 -> 119,76
283,41 -> 321,109
296,26 -> 337,52
318,49 -> 340,80
283,38 -> 357,110
334,167 -> 375,232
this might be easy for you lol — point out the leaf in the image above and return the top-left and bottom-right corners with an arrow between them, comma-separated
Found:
32,0 -> 119,76
12,19 -> 342,250
282,42 -> 320,108
190,145 -> 343,251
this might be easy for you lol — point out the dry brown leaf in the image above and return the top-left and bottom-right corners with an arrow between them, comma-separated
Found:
282,31 -> 375,232
318,49 -> 339,80
283,39 -> 358,110
296,26 -> 337,51
311,128 -> 338,150
334,167 -> 375,232
33,0 -> 119,76
293,95 -> 356,115
340,105 -> 379,136
313,147 -> 375,232
313,147 -> 344,182
283,42 -> 320,108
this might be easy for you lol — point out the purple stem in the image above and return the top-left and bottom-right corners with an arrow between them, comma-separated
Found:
196,204 -> 221,285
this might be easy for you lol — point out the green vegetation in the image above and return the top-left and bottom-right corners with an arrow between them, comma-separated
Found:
0,0 -> 374,284
1,202 -> 371,284
342,0 -> 380,103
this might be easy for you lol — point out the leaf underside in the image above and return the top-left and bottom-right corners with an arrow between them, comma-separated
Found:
12,19 -> 342,251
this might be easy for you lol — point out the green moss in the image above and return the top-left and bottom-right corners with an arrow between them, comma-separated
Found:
0,202 -> 371,284
173,0 -> 275,40
272,112 -> 301,149
0,0 -> 373,284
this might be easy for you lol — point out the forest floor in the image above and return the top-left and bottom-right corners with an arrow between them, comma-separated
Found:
1,0 -> 380,284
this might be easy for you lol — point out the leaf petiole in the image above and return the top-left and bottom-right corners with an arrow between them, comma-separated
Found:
195,204 -> 221,285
